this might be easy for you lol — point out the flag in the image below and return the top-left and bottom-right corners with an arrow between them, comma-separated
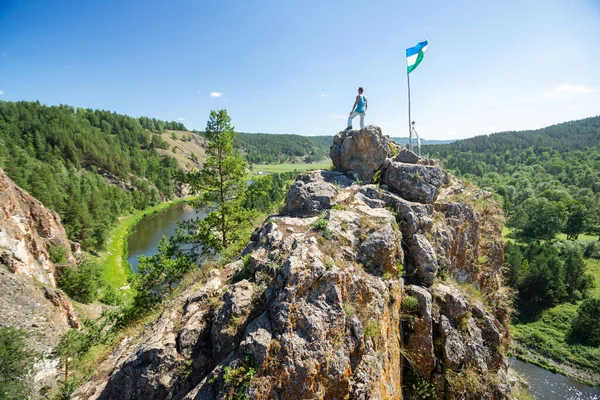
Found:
406,40 -> 428,74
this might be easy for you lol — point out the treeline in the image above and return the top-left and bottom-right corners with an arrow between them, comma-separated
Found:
0,101 -> 185,250
233,132 -> 331,164
425,116 -> 600,242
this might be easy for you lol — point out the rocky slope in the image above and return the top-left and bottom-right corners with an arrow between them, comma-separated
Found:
73,126 -> 515,399
0,168 -> 80,393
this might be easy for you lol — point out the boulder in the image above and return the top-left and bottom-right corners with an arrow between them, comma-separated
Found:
330,126 -> 394,182
381,162 -> 443,204
285,171 -> 343,217
393,148 -> 421,164
356,224 -> 403,276
408,234 -> 438,287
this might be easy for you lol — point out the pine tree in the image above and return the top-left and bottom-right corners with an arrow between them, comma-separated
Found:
184,110 -> 248,256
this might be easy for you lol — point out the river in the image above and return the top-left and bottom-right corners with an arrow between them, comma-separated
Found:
510,358 -> 600,399
127,202 -> 206,273
126,203 -> 599,399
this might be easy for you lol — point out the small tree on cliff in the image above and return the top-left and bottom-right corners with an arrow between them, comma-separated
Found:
183,110 -> 249,256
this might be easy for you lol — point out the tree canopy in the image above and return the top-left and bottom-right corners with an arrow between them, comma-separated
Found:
0,101 -> 185,250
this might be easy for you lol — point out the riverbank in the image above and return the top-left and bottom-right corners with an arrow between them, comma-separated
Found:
512,341 -> 600,388
97,196 -> 200,293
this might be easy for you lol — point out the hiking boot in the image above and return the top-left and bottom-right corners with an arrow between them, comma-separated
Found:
344,126 -> 352,131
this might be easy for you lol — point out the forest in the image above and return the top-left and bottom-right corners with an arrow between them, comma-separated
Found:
0,101 -> 187,251
425,116 -> 600,376
233,132 -> 331,164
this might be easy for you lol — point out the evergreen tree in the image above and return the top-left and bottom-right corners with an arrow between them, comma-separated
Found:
133,236 -> 193,306
0,327 -> 37,400
183,110 -> 248,255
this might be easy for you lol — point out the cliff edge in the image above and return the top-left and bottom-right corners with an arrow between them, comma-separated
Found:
73,126 -> 515,399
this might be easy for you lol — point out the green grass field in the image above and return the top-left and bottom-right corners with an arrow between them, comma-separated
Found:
250,160 -> 332,175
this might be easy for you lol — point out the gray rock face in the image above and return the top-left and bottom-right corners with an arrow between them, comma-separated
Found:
408,233 -> 439,287
211,280 -> 255,361
405,285 -> 435,378
285,170 -> 351,217
330,126 -> 394,182
357,223 -> 403,276
382,161 -> 443,204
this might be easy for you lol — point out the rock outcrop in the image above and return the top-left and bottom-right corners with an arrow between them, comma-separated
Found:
0,168 -> 80,395
330,126 -> 396,182
73,127 -> 514,399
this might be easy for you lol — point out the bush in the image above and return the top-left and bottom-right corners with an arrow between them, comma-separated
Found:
57,259 -> 102,303
584,241 -> 600,259
570,298 -> 600,346
402,295 -> 420,313
49,245 -> 67,264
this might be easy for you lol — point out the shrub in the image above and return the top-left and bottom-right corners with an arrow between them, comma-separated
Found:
402,295 -> 420,313
57,259 -> 102,303
49,245 -> 68,264
570,298 -> 600,346
223,354 -> 256,399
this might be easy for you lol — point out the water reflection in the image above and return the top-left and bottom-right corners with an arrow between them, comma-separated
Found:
127,202 -> 206,272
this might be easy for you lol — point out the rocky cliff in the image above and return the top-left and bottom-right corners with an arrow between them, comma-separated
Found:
73,126 -> 515,399
0,168 -> 80,392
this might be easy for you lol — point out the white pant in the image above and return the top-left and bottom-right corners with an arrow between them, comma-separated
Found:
348,111 -> 365,129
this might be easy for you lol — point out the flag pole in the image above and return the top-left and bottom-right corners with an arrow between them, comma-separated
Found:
407,69 -> 412,151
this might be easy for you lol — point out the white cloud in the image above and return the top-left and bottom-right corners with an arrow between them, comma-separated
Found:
0,90 -> 3,95
332,113 -> 346,119
545,84 -> 595,100
210,91 -> 223,98
320,94 -> 325,98
178,117 -> 185,121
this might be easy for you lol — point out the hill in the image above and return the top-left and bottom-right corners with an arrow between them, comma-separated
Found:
0,101 -> 190,250
390,137 -> 455,146
233,132 -> 331,164
156,130 -> 205,171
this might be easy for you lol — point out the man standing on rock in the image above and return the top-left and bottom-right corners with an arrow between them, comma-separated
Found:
346,87 -> 368,130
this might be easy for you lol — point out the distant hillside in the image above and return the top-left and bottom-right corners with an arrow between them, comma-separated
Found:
228,132 -> 455,165
233,132 -> 331,164
0,101 -> 189,250
424,115 -> 600,236
157,130 -> 205,171
425,116 -> 600,156
390,137 -> 455,146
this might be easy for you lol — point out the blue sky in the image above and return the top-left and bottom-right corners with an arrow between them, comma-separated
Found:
1,0 -> 598,139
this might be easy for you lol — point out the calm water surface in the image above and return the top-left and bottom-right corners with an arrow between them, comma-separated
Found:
127,202 -> 205,272
510,358 -> 600,399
